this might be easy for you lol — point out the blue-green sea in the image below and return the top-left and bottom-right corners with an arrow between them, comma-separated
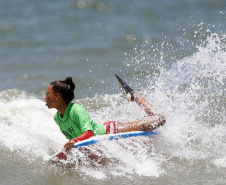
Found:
0,0 -> 225,184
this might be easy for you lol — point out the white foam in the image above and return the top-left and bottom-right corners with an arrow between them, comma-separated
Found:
0,89 -> 67,160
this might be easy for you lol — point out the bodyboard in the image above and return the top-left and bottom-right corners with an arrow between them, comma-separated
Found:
47,131 -> 159,162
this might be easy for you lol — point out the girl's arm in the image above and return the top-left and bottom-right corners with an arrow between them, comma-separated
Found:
63,130 -> 94,151
70,130 -> 94,143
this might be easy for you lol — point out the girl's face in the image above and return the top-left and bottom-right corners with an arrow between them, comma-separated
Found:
45,85 -> 58,109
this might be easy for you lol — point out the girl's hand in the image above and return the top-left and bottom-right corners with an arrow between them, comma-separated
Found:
63,131 -> 93,151
63,140 -> 75,151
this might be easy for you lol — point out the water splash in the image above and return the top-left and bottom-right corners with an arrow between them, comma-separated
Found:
121,31 -> 226,176
0,89 -> 67,159
153,32 -> 226,169
54,136 -> 163,179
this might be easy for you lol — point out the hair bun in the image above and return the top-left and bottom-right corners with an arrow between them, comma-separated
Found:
65,77 -> 76,91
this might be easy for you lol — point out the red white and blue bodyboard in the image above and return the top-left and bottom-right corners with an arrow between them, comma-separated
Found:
47,131 -> 159,162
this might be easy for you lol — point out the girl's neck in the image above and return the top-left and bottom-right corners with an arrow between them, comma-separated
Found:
57,102 -> 69,117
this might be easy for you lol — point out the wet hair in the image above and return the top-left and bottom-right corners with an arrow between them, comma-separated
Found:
50,77 -> 76,103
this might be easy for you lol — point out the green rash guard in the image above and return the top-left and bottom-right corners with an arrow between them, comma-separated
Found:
54,102 -> 106,140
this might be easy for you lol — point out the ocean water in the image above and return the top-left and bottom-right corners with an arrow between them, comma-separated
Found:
0,0 -> 225,184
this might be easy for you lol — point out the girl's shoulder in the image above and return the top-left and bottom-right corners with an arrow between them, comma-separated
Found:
70,103 -> 87,114
71,103 -> 84,110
